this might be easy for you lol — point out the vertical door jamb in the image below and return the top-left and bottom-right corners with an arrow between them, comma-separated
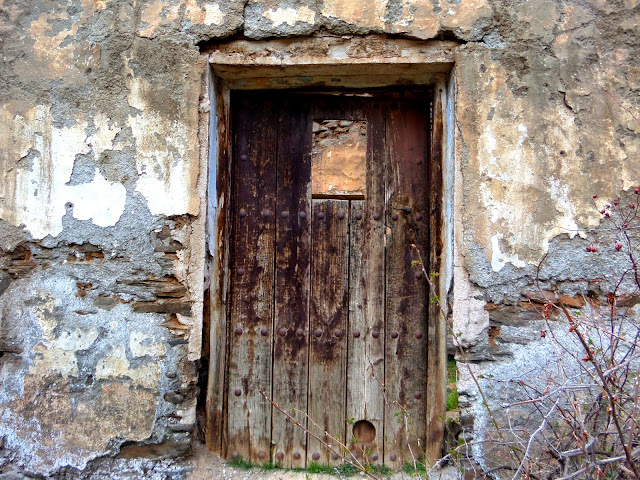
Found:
205,75 -> 232,454
425,79 -> 447,463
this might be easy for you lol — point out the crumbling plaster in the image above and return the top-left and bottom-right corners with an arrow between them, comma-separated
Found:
0,0 -> 639,477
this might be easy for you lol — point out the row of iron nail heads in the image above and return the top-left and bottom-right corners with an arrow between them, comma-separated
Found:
228,450 -> 402,462
232,326 -> 424,340
238,209 -> 424,222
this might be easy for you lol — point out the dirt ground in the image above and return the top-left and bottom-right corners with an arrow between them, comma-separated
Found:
185,442 -> 460,480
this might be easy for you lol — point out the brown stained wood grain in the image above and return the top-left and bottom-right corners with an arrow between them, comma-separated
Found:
218,90 -> 441,467
347,200 -> 384,464
346,100 -> 386,465
272,98 -> 312,469
225,93 -> 277,463
383,99 -> 430,465
307,199 -> 349,465
426,86 -> 445,463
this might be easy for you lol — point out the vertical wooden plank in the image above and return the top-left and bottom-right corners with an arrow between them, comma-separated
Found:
345,100 -> 387,466
225,93 -> 277,463
427,86 -> 446,464
272,97 -> 312,469
206,79 -> 230,454
307,199 -> 349,465
384,98 -> 430,465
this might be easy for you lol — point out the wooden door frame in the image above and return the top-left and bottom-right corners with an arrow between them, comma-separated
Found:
202,37 -> 455,464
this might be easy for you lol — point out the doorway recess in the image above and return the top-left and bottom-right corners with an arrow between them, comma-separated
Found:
201,35 -> 454,467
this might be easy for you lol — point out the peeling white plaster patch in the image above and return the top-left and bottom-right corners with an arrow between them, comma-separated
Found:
452,261 -> 489,348
204,3 -> 224,25
128,110 -> 199,216
123,52 -> 144,110
95,344 -> 160,390
31,328 -> 99,378
545,177 -> 582,244
0,104 -> 126,239
491,234 -> 526,272
90,113 -> 121,157
126,76 -> 151,111
135,174 -> 192,216
10,112 -> 86,239
27,292 -> 100,378
55,328 -> 99,351
321,0 -> 386,26
262,6 -> 316,27
479,119 -> 533,186
480,105 -> 589,262
33,293 -> 59,337
130,331 -> 167,358
123,56 -> 200,217
173,404 -> 196,428
125,363 -> 161,390
95,344 -> 130,379
67,169 -> 127,227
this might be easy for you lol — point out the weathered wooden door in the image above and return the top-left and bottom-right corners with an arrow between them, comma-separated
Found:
224,90 -> 431,468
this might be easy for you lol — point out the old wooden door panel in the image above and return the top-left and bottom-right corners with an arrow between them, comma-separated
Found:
272,100 -> 313,468
345,99 -> 387,464
346,200 -> 383,464
224,91 -> 433,468
383,99 -> 429,464
307,199 -> 349,465
226,94 -> 278,462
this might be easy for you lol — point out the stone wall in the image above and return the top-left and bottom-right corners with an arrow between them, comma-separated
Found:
0,1 -> 209,475
1,0 -> 639,477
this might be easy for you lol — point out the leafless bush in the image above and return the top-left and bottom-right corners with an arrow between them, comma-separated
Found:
444,191 -> 640,480
261,186 -> 640,479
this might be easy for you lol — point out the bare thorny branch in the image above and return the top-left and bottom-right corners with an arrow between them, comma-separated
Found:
409,179 -> 640,478
258,388 -> 380,479
524,188 -> 640,478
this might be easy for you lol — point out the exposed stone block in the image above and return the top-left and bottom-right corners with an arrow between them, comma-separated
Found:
132,300 -> 193,315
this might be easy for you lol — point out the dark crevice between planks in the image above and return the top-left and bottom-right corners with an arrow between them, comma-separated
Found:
196,286 -> 211,443
381,103 -> 389,465
269,99 -> 280,466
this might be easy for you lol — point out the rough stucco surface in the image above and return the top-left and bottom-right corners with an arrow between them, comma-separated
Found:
0,1 -> 209,476
1,0 -> 640,477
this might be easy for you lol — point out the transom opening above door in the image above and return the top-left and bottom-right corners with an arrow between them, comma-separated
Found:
312,119 -> 367,199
